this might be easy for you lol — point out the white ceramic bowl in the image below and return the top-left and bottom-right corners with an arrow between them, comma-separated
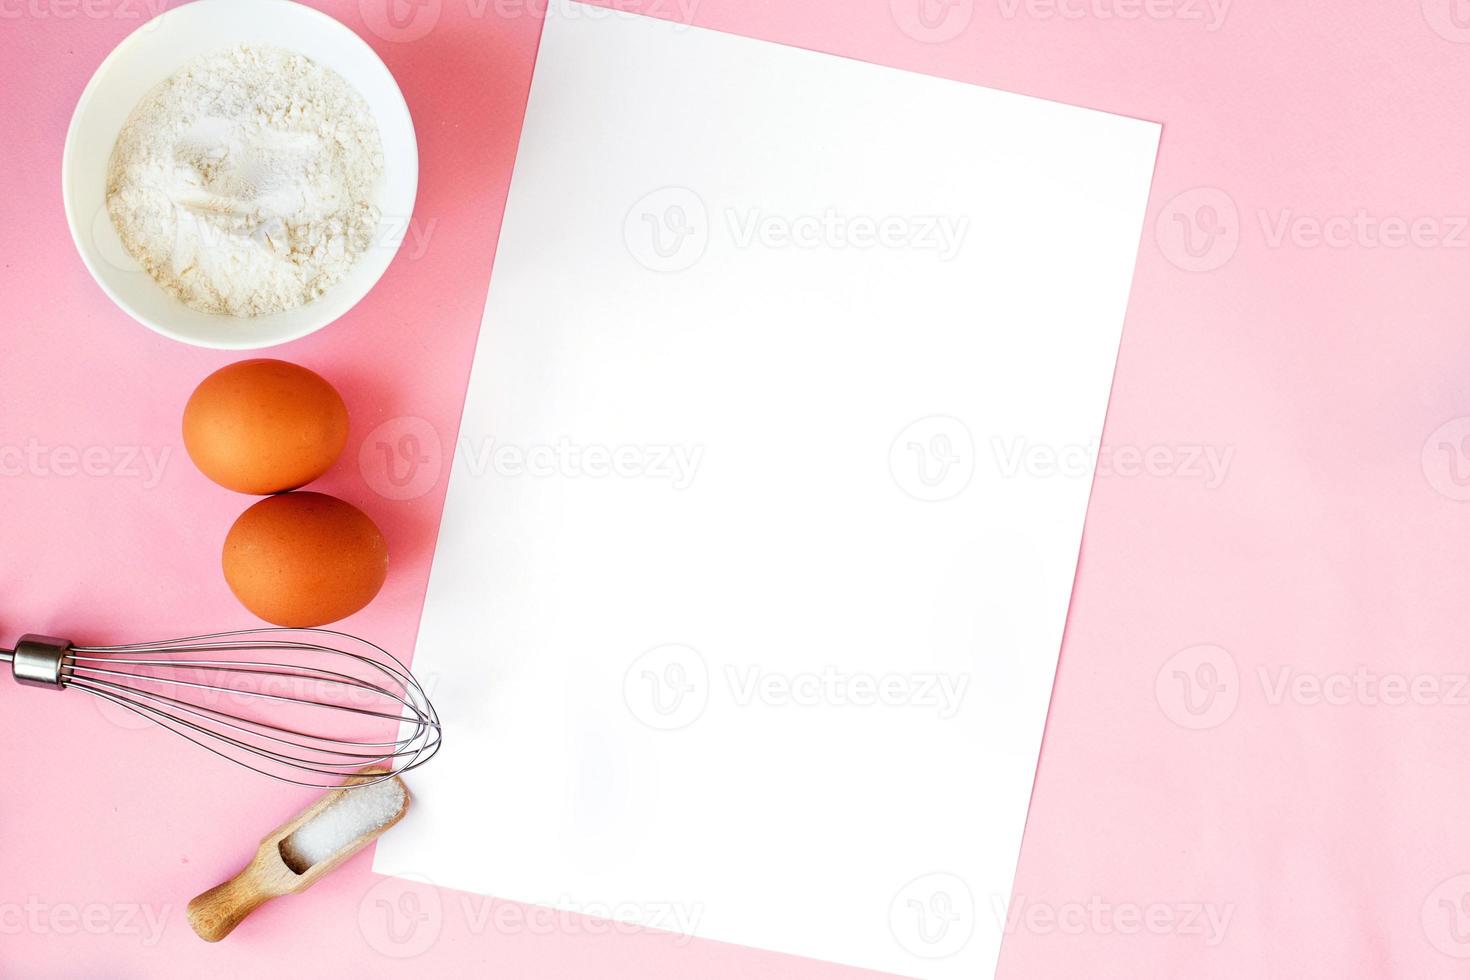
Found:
62,0 -> 418,350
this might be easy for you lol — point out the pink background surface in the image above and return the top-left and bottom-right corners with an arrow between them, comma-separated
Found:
5,0 -> 1470,977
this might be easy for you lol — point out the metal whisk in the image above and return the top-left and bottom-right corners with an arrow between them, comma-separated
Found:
1,628 -> 441,788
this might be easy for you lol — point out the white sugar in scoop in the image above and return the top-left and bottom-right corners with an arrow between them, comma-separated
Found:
187,770 -> 411,942
280,777 -> 406,873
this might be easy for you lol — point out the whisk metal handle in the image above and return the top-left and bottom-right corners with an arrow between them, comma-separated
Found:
2,634 -> 72,689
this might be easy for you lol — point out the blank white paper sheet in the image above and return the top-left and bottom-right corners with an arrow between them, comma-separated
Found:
374,3 -> 1160,976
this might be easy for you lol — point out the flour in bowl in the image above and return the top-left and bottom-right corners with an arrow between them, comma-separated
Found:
106,44 -> 384,317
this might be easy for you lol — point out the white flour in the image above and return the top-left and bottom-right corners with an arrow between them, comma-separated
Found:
106,44 -> 384,317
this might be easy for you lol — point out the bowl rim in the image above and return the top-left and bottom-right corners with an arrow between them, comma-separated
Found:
61,0 -> 419,351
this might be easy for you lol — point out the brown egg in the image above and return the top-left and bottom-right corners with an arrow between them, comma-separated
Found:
184,359 -> 349,495
223,492 -> 389,627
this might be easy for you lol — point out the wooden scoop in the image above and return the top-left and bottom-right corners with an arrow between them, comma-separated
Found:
187,769 -> 411,942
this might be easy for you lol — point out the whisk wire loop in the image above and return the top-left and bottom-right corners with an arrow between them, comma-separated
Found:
2,627 -> 442,788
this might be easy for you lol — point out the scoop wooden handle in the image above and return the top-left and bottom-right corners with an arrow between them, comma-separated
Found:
187,771 -> 409,943
187,866 -> 277,943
